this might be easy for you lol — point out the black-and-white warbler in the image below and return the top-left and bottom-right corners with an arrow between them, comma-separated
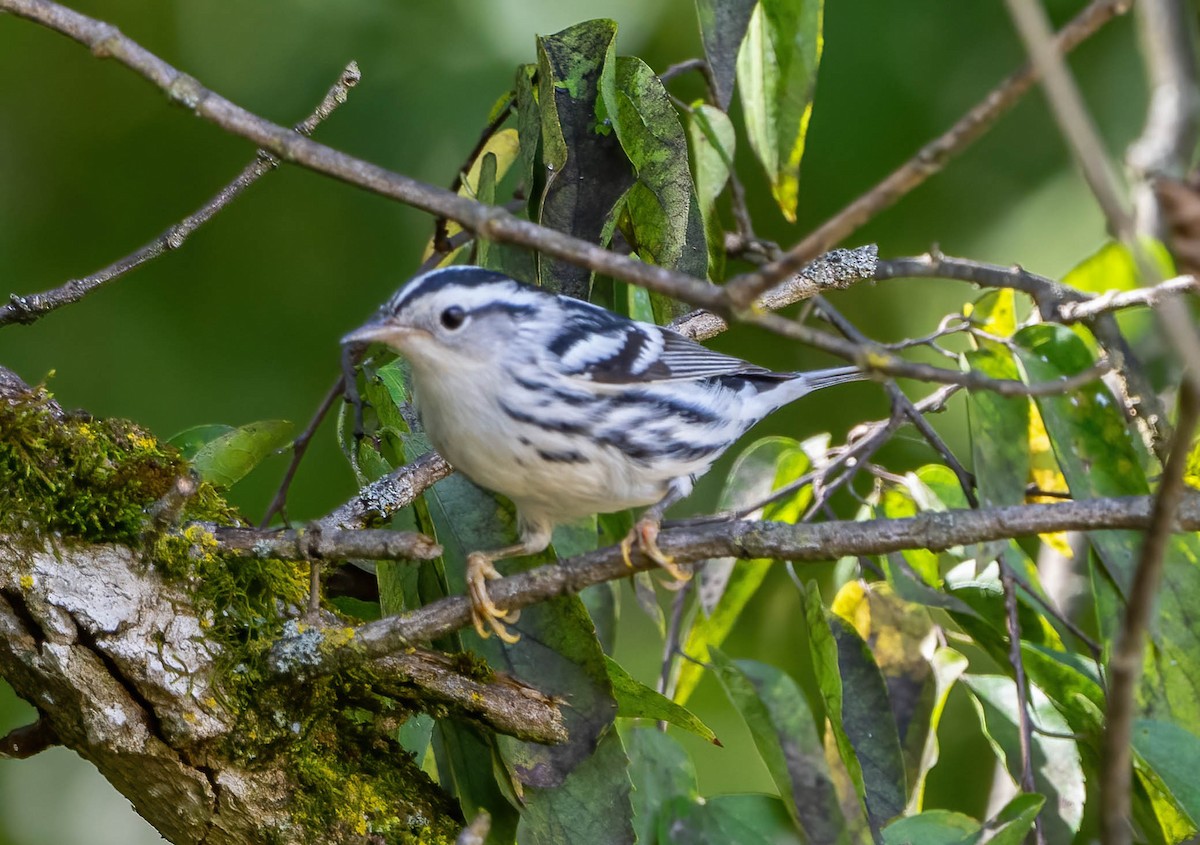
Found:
344,266 -> 865,641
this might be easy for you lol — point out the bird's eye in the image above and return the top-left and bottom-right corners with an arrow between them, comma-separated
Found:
440,306 -> 466,330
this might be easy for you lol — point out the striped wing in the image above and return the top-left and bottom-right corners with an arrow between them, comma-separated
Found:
548,299 -> 774,384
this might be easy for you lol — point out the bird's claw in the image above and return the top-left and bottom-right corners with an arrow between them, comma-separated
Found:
466,552 -> 521,643
622,516 -> 691,581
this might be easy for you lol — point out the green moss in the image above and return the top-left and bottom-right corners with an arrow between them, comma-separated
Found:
1,387 -> 463,842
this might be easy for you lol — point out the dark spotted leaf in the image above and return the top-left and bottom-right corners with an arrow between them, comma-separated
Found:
626,727 -> 698,844
659,793 -> 806,844
695,0 -> 759,109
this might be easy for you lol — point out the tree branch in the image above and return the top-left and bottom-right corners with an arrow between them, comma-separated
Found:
209,524 -> 442,562
0,60 -> 361,327
297,494 -> 1200,672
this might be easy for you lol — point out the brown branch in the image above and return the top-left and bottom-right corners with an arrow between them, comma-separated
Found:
321,450 -> 453,530
209,524 -> 442,562
721,0 -> 1132,310
670,245 -> 879,342
294,494 -> 1200,671
0,60 -> 361,328
1100,384 -> 1200,845
1056,275 -> 1200,320
373,651 -> 566,744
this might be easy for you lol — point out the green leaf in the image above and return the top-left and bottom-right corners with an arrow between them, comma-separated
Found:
1133,719 -> 1200,826
475,151 -> 499,269
517,731 -> 635,845
1060,239 -> 1173,294
187,420 -> 292,489
882,811 -> 980,845
659,794 -> 806,844
985,793 -> 1047,845
736,0 -> 824,221
606,656 -> 719,744
965,345 -> 1028,510
397,712 -> 435,764
627,727 -> 698,844
882,794 -> 1044,845
709,650 -> 847,843
535,20 -> 635,298
608,55 -> 708,321
695,0 -> 758,109
803,583 -> 907,840
963,675 -> 1084,845
675,436 -> 815,706
432,724 -> 520,845
1014,325 -> 1200,727
167,423 -> 233,459
1013,324 -> 1147,594
687,103 -> 736,281
906,648 -> 969,814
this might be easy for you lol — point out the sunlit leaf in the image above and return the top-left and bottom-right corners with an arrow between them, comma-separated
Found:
627,727 -> 698,844
421,128 -> 520,265
804,583 -> 907,839
186,420 -> 292,489
736,0 -> 824,220
695,0 -> 758,109
1133,720 -> 1200,828
985,793 -> 1048,845
964,674 -> 1084,845
606,656 -> 719,743
535,20 -> 635,298
1060,239 -> 1173,294
674,436 -> 815,707
709,650 -> 847,843
659,793 -> 806,844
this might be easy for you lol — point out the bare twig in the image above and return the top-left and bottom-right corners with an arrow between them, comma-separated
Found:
721,0 -> 1132,310
209,524 -> 442,562
1100,384 -> 1200,845
0,60 -> 361,328
998,552 -> 1046,844
260,376 -> 346,528
290,494 -> 1200,671
1056,275 -> 1200,320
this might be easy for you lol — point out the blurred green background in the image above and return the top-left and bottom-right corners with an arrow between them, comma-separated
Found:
0,0 -> 1138,841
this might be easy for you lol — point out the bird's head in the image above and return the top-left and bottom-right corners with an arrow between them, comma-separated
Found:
342,266 -> 547,368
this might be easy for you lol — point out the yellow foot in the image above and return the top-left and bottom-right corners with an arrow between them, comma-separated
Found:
466,552 -> 521,644
622,517 -> 690,581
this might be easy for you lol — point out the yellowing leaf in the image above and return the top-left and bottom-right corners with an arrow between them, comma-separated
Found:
420,128 -> 520,262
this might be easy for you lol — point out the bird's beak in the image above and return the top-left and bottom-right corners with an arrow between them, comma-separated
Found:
341,320 -> 409,346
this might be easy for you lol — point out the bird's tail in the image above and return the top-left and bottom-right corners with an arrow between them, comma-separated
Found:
798,365 -> 868,392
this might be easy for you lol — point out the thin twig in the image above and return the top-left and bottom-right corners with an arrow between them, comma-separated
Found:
998,551 -> 1046,844
289,493 -> 1200,671
0,60 -> 361,328
721,0 -> 1132,310
260,375 -> 345,528
1100,384 -> 1200,845
433,94 -> 515,253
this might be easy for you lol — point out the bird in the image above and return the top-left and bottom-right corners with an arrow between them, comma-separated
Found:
342,265 -> 865,642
